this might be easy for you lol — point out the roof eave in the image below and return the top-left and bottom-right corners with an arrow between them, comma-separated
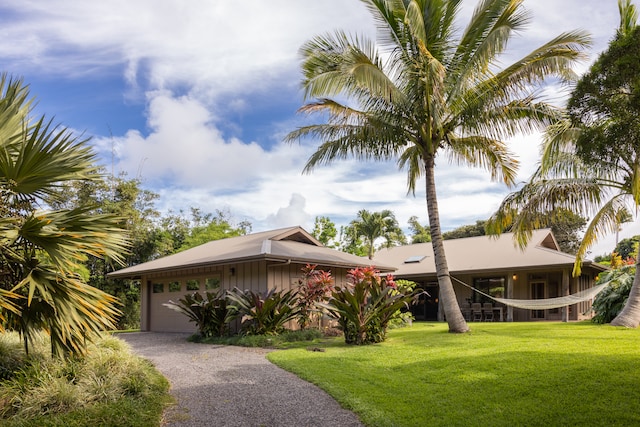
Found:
108,253 -> 396,279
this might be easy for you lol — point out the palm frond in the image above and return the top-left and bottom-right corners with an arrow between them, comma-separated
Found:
486,177 -> 607,249
0,74 -> 33,145
447,135 -> 518,186
9,266 -> 120,356
573,195 -> 631,275
0,117 -> 99,204
492,30 -> 591,92
18,208 -> 129,269
450,0 -> 530,93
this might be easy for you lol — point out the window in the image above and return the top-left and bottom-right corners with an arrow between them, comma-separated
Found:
205,276 -> 221,290
531,281 -> 546,319
548,280 -> 560,314
472,277 -> 505,303
186,279 -> 200,291
152,283 -> 164,293
169,281 -> 181,292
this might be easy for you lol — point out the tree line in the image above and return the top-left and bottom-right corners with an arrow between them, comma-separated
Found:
312,208 -> 588,259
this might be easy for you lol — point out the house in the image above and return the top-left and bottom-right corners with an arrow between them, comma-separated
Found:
372,229 -> 608,322
109,226 -> 393,333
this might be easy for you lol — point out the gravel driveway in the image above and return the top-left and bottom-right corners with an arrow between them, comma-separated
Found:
119,332 -> 364,427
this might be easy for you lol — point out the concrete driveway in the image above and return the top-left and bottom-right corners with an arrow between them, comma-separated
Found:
119,332 -> 364,427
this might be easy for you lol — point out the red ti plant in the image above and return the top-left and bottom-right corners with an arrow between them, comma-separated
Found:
296,264 -> 335,329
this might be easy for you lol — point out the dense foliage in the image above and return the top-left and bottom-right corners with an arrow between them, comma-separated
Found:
319,267 -> 415,345
592,265 -> 636,324
164,290 -> 239,337
296,264 -> 334,330
226,287 -> 300,335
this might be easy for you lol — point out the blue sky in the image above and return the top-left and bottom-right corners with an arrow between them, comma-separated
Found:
0,0 -> 636,256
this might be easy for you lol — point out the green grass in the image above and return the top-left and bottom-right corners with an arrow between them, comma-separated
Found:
0,332 -> 172,427
268,322 -> 640,427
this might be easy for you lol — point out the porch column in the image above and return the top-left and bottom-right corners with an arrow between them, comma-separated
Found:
506,272 -> 514,322
561,269 -> 570,322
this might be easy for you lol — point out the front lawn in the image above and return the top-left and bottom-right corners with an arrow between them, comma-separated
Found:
268,322 -> 640,427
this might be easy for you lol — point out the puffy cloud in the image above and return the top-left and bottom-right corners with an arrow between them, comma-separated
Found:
266,193 -> 312,229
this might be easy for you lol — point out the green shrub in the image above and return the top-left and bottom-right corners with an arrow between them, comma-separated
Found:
388,279 -> 417,328
195,328 -> 323,348
227,288 -> 300,335
319,267 -> 415,345
279,328 -> 323,342
592,265 -> 635,324
163,290 -> 238,337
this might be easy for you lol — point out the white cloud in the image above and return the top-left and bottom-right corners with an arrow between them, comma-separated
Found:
265,193 -> 312,228
1,0 -> 376,100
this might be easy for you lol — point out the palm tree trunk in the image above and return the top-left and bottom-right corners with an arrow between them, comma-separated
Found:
424,156 -> 469,333
610,260 -> 640,327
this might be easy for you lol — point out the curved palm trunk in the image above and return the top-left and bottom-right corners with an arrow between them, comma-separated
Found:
424,156 -> 469,333
610,260 -> 640,327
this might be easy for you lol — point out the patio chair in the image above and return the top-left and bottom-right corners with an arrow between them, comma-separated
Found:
471,303 -> 482,321
483,303 -> 494,322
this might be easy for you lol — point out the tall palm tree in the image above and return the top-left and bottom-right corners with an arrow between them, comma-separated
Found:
286,0 -> 589,332
350,209 -> 405,259
487,1 -> 640,327
0,74 -> 129,356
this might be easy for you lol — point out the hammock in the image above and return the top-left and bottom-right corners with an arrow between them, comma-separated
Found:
452,276 -> 609,310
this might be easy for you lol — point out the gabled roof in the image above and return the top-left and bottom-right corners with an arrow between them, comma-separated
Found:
372,229 -> 607,278
109,226 -> 394,278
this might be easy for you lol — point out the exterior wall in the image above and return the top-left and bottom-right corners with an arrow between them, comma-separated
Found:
139,261 -> 354,333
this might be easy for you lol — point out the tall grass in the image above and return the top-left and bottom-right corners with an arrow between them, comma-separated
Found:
268,322 -> 640,427
0,332 -> 171,426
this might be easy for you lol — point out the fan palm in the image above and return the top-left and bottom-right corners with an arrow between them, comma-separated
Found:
487,1 -> 639,327
286,0 -> 590,332
0,74 -> 129,356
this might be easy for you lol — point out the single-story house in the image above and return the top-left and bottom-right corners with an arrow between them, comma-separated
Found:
109,226 -> 393,333
372,229 -> 608,322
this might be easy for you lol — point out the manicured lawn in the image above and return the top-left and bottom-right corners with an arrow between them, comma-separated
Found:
268,322 -> 640,427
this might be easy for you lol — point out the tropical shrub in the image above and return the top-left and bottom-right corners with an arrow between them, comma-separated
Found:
592,265 -> 635,324
227,288 -> 300,335
319,267 -> 415,345
296,264 -> 334,329
388,279 -> 417,328
163,290 -> 238,337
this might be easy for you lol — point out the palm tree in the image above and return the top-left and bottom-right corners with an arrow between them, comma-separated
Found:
350,209 -> 405,259
0,74 -> 129,356
286,0 -> 589,332
487,1 -> 640,327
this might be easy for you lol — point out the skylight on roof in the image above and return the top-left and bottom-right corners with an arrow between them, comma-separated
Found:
404,255 -> 426,264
